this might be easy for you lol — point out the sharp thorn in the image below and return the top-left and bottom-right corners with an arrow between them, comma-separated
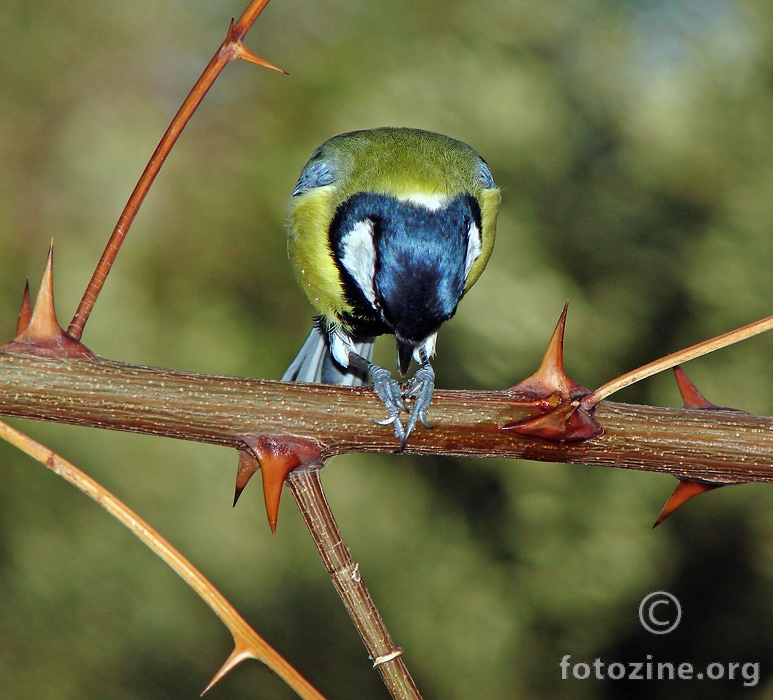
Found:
233,449 -> 261,507
533,301 -> 569,390
202,644 -> 255,695
510,302 -> 587,399
238,436 -> 322,532
225,17 -> 236,43
24,241 -> 61,341
673,366 -> 716,409
4,243 -> 94,358
652,479 -> 723,528
234,43 -> 288,74
260,453 -> 296,534
15,279 -> 31,336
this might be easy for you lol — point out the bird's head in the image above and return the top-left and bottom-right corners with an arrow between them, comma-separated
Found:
288,127 -> 501,373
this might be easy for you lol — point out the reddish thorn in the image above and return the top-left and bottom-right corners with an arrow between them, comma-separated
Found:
510,303 -> 587,400
4,243 -> 94,358
503,400 -> 604,442
503,304 -> 602,442
233,43 -> 288,74
652,479 -> 723,528
225,17 -> 237,43
256,442 -> 300,534
15,279 -> 31,336
202,642 -> 255,695
222,18 -> 287,74
240,436 -> 322,533
673,366 -> 716,409
233,449 -> 261,506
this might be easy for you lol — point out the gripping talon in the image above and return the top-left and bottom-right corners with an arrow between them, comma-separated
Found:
401,363 -> 435,445
369,364 -> 407,440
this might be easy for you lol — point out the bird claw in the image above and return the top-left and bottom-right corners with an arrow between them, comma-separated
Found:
369,365 -> 407,442
402,364 -> 435,444
369,363 -> 435,446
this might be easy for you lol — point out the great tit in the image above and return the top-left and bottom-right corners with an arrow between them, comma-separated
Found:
283,127 -> 500,444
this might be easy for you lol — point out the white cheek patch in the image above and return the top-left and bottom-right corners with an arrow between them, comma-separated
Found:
339,219 -> 377,307
464,220 -> 483,280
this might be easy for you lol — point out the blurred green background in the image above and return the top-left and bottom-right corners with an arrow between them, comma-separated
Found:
2,0 -> 773,697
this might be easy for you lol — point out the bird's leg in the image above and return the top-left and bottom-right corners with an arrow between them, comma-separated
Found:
402,351 -> 435,446
348,352 -> 407,442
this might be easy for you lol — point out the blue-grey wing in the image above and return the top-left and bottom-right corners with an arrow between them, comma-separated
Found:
282,324 -> 374,386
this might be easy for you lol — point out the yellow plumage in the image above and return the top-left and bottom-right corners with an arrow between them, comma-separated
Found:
284,127 -> 500,444
287,127 -> 500,326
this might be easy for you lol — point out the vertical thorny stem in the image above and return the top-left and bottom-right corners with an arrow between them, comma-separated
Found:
53,0 -> 422,691
286,467 -> 424,700
67,0 -> 276,341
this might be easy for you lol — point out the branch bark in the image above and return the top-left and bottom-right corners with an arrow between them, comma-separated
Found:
1,349 -> 772,484
287,468 -> 422,700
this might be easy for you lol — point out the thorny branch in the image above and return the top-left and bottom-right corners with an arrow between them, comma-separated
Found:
6,245 -> 773,699
287,468 -> 423,700
66,0 -> 284,341
1,350 -> 772,486
0,416 -> 325,700
6,0 -> 773,695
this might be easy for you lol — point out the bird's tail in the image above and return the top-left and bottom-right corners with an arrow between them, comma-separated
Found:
282,323 -> 374,386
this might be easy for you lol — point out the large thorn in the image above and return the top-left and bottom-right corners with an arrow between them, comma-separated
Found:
510,302 -> 582,399
21,242 -> 60,341
233,42 -> 288,73
673,366 -> 716,409
653,479 -> 723,528
202,635 -> 325,698
237,436 -> 323,533
3,243 -> 94,358
504,303 -> 602,442
225,18 -> 288,73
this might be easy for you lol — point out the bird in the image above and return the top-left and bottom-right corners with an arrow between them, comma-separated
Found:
282,127 -> 500,445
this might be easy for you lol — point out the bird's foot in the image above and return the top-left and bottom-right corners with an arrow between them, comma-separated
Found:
368,362 -> 435,447
402,363 -> 435,445
369,365 -> 408,443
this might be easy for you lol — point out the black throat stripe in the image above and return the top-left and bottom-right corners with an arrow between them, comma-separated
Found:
329,192 -> 482,342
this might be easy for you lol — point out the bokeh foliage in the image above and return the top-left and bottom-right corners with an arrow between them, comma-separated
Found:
2,0 -> 773,698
